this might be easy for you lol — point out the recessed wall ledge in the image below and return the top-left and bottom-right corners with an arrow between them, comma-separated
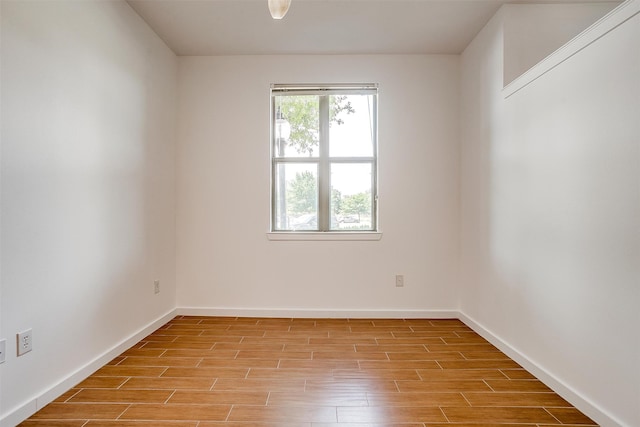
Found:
503,0 -> 639,99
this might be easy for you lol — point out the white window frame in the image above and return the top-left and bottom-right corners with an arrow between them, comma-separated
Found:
268,84 -> 381,241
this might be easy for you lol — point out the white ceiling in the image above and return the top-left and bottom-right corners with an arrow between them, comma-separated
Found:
126,0 -> 613,56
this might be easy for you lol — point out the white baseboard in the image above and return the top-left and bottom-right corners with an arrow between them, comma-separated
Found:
3,308 -> 621,427
0,308 -> 177,427
459,312 -> 624,427
177,307 -> 459,319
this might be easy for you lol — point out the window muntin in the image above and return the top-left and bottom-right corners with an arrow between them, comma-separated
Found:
271,84 -> 378,232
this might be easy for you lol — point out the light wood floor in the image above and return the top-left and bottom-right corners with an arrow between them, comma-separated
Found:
20,316 -> 597,426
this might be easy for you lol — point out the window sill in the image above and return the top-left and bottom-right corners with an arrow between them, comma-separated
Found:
266,232 -> 383,241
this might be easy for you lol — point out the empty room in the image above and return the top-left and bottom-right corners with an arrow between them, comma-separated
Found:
1,0 -> 638,426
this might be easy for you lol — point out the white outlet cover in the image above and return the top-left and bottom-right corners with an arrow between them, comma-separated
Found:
17,329 -> 32,356
0,339 -> 6,363
395,275 -> 404,287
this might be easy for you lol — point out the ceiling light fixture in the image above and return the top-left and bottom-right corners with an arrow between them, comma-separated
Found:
268,0 -> 291,19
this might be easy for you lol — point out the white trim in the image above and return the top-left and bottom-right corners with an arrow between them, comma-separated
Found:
177,307 -> 457,319
459,312 -> 625,427
266,232 -> 382,241
4,308 -> 623,427
0,403 -> 36,427
503,0 -> 640,98
0,309 -> 177,427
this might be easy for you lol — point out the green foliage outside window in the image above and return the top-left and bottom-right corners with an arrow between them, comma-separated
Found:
279,95 -> 354,156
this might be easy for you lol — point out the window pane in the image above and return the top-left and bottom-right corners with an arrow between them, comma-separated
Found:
329,94 -> 375,158
274,163 -> 318,230
274,95 -> 319,158
330,163 -> 373,230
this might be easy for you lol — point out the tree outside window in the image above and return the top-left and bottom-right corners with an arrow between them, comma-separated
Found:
272,84 -> 377,232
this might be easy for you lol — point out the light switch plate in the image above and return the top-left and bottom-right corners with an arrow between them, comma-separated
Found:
0,339 -> 6,363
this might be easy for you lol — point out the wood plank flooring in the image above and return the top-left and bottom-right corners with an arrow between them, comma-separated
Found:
19,316 -> 598,426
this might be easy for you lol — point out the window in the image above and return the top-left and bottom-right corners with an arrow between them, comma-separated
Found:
271,84 -> 378,232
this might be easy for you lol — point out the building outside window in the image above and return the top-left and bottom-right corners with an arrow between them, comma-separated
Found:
271,84 -> 378,232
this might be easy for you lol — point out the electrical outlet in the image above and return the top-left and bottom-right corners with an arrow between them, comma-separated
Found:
154,280 -> 160,294
0,339 -> 6,363
17,329 -> 32,356
395,275 -> 404,287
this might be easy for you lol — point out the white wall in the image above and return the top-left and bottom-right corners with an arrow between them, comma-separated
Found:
502,2 -> 618,85
460,5 -> 639,427
3,1 -> 636,425
176,55 -> 460,315
0,1 -> 177,423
